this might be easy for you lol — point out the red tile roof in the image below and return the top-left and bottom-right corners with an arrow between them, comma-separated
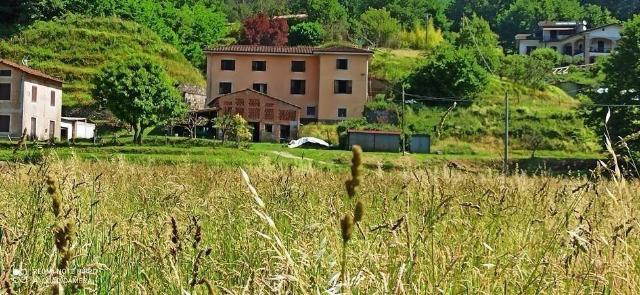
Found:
205,45 -> 372,55
0,59 -> 63,84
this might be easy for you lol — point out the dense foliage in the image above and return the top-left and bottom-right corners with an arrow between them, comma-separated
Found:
240,12 -> 288,46
405,46 -> 489,103
289,22 -> 325,46
92,56 -> 186,144
585,15 -> 640,149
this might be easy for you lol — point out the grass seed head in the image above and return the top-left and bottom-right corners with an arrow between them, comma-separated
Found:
340,214 -> 354,243
46,174 -> 62,218
354,200 -> 364,222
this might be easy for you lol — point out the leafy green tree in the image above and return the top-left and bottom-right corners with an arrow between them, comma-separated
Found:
530,48 -> 562,66
230,114 -> 252,147
405,45 -> 489,104
582,4 -> 618,27
356,8 -> 401,47
499,54 -> 528,82
175,3 -> 228,69
456,15 -> 503,71
307,0 -> 348,40
289,22 -> 326,46
92,56 -> 186,144
496,0 -> 542,47
585,16 -> 640,149
387,0 -> 452,31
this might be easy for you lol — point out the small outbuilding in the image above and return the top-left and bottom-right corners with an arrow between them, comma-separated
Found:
207,89 -> 301,142
60,117 -> 95,140
347,130 -> 401,152
409,134 -> 431,154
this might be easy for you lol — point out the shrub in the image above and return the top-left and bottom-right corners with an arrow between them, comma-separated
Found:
289,22 -> 325,46
405,45 -> 489,103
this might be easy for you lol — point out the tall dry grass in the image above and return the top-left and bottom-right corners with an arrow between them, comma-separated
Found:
0,153 -> 638,294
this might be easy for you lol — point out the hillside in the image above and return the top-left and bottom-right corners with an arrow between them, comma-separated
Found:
369,49 -> 599,154
0,15 -> 205,108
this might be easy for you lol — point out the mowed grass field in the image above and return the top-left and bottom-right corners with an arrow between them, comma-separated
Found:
0,137 -> 601,172
0,142 -> 639,294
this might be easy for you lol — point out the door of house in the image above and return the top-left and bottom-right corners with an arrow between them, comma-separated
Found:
280,125 -> 290,142
249,122 -> 260,142
597,41 -> 605,52
49,121 -> 55,140
30,117 -> 36,139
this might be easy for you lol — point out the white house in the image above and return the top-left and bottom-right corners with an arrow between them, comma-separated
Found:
0,59 -> 63,140
60,117 -> 95,140
515,21 -> 622,64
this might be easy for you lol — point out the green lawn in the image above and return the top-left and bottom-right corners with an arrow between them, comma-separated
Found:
0,137 -> 603,172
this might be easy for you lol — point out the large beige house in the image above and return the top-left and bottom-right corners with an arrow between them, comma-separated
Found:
0,59 -> 63,140
516,21 -> 621,64
205,45 -> 373,124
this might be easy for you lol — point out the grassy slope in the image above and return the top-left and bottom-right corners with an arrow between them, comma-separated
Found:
0,15 -> 205,107
371,49 -> 599,154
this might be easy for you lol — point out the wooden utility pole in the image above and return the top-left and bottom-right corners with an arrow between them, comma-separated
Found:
503,91 -> 509,174
402,84 -> 406,156
425,13 -> 431,49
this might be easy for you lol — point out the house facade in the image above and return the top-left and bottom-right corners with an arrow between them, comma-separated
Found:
205,45 -> 373,124
0,59 -> 63,140
516,21 -> 621,64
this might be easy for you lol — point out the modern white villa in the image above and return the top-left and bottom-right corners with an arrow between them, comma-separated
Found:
516,21 -> 621,64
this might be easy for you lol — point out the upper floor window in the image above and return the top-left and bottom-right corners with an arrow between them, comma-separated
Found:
219,82 -> 232,94
291,61 -> 306,72
290,80 -> 306,95
0,84 -> 10,100
50,91 -> 56,107
0,70 -> 11,77
221,60 -> 235,71
253,83 -> 268,94
336,59 -> 348,70
32,86 -> 37,102
0,115 -> 9,132
252,61 -> 266,71
334,80 -> 352,94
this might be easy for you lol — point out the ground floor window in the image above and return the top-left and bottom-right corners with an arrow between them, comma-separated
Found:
265,124 -> 273,133
306,106 -> 316,116
0,115 -> 9,132
338,108 -> 347,118
219,82 -> 232,94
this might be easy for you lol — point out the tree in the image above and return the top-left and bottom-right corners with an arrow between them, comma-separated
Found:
456,15 -> 503,71
175,3 -> 228,69
582,4 -> 618,27
405,45 -> 489,104
500,50 -> 555,90
585,16 -> 640,149
92,56 -> 186,144
213,114 -> 234,145
289,22 -> 325,46
241,12 -> 289,46
356,8 -> 401,47
229,114 -> 252,147
307,0 -> 348,40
